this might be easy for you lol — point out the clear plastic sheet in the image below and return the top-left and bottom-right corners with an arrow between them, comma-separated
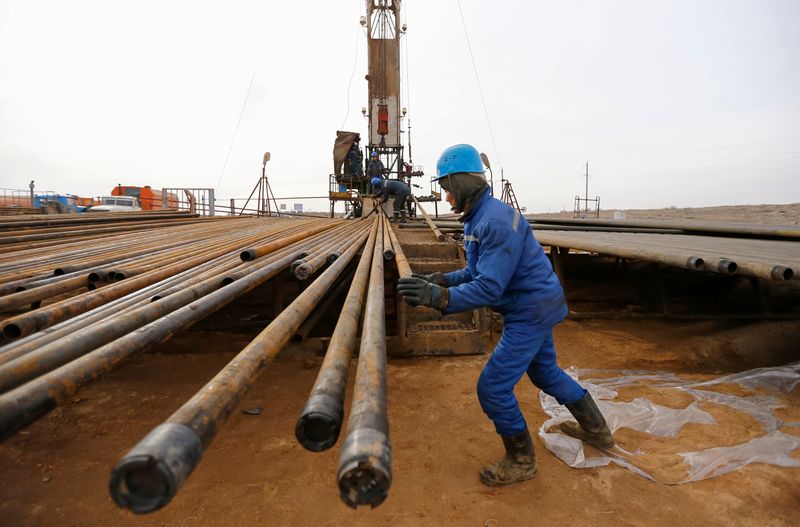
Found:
538,362 -> 800,483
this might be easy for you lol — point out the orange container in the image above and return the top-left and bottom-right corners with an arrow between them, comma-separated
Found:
111,185 -> 179,211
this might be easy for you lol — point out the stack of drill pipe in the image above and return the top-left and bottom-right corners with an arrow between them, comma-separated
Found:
535,230 -> 799,281
0,218 -> 372,443
0,219 -> 334,335
410,194 -> 445,242
398,220 -> 684,235
336,213 -> 392,508
0,215 -> 239,256
295,222 -> 379,449
106,219 -> 375,514
397,215 -> 798,281
0,230 -> 316,368
0,216 -> 263,280
0,233 -> 325,393
292,220 -> 371,280
0,216 -> 215,246
291,268 -> 356,343
0,210 -> 197,231
0,250 -> 242,367
526,216 -> 800,240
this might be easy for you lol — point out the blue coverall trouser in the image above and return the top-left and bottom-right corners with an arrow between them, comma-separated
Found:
477,310 -> 586,436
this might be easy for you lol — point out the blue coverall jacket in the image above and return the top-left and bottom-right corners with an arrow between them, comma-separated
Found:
443,188 -> 585,435
375,179 -> 410,210
443,188 -> 566,323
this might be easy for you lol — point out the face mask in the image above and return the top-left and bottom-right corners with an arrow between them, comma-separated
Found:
440,173 -> 488,213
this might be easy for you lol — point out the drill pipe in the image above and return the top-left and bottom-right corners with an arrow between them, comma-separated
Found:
240,221 -> 340,261
410,194 -> 445,242
0,251 -> 239,367
0,221 -> 213,273
0,274 -> 91,312
0,221 -> 317,338
336,215 -> 392,509
0,211 -> 197,231
291,267 -> 356,343
0,238 -> 212,308
107,222 -> 373,514
386,223 -> 412,278
0,217 -> 291,283
0,228 -> 364,442
0,222 -> 328,364
219,225 -> 358,286
326,229 -> 365,263
295,220 -> 379,450
0,218 -> 211,245
0,243 -> 311,394
293,222 -> 366,280
535,231 -> 706,274
102,221 -> 316,281
381,219 -> 395,261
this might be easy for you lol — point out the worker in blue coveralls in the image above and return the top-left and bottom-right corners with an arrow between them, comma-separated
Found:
397,144 -> 614,487
371,177 -> 410,222
367,150 -> 385,180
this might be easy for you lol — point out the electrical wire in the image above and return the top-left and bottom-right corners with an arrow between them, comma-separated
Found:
340,1 -> 363,130
215,49 -> 263,194
403,2 -> 412,154
456,0 -> 501,167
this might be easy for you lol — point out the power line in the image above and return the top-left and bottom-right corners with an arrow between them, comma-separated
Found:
456,0 -> 501,167
339,2 -> 363,130
215,49 -> 263,194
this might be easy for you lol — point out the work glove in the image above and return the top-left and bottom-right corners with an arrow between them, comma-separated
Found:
397,277 -> 449,311
411,272 -> 447,287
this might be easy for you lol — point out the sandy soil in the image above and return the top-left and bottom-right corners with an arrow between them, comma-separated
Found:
531,202 -> 800,225
1,204 -> 799,526
0,318 -> 798,527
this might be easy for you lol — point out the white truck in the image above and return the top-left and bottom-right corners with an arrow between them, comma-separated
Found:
87,196 -> 143,213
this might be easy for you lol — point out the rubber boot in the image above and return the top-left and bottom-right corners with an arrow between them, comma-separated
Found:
560,392 -> 615,449
479,429 -> 537,487
392,211 -> 400,223
400,209 -> 407,222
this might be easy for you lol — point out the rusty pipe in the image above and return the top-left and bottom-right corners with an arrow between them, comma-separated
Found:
107,224 -> 371,514
291,267 -> 356,343
0,251 -> 242,367
336,215 -> 392,509
0,245 -> 310,394
0,221 -> 315,338
295,220 -> 378,451
386,222 -> 412,278
239,221 -> 339,261
293,222 -> 367,280
410,195 -> 445,242
0,230 -> 354,443
381,219 -> 395,260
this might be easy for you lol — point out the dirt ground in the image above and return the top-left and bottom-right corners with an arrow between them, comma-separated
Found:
1,203 -> 799,526
0,317 -> 798,527
532,202 -> 800,225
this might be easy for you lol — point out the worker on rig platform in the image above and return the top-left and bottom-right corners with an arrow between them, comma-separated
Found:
371,177 -> 410,222
367,150 -> 385,180
397,143 -> 615,487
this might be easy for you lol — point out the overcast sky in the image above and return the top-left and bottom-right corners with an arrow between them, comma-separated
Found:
1,0 -> 798,213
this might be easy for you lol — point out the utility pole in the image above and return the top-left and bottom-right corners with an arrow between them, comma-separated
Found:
583,162 -> 589,213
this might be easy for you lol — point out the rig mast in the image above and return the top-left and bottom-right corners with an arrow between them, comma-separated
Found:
363,0 -> 406,180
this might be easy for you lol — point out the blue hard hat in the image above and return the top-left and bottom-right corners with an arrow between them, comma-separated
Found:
371,177 -> 383,188
370,150 -> 378,157
434,144 -> 484,182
